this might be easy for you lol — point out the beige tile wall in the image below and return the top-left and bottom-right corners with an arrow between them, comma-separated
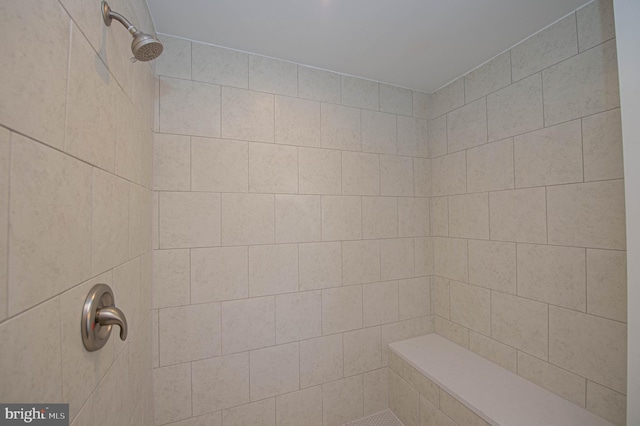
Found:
0,0 -> 156,425
427,1 -> 626,424
152,36 -> 433,426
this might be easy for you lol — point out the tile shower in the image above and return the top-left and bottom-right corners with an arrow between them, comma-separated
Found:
0,0 -> 627,426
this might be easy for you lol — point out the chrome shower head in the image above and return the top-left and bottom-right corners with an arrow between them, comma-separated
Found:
101,1 -> 163,62
131,31 -> 164,62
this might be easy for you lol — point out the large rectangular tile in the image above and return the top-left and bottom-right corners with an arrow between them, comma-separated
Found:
300,334 -> 343,388
433,238 -> 468,283
489,188 -> 547,244
320,103 -> 361,151
192,43 -> 248,88
466,138 -> 514,193
517,352 -> 586,407
276,291 -> 322,344
250,55 -> 297,96
380,155 -> 413,197
468,240 -> 516,294
323,375 -> 364,426
389,370 -> 419,426
0,297 -> 62,403
431,151 -> 466,197
322,285 -> 363,334
450,281 -> 491,335
429,196 -> 448,237
577,0 -> 616,52
154,35 -> 191,79
222,87 -> 274,143
582,109 -> 624,181
1,0 -> 69,149
66,27 -> 116,170
431,277 -> 450,319
91,169 -> 129,275
413,91 -> 430,120
514,120 -> 583,188
440,390 -> 489,426
448,193 -> 489,240
249,244 -> 298,297
464,51 -> 512,103
487,74 -> 543,141
342,151 -> 380,196
153,363 -> 191,424
344,327 -> 382,376
398,198 -> 429,238
222,399 -> 275,426
154,133 -> 190,191
362,197 -> 398,239
159,302 -> 221,365
447,98 -> 487,153
221,297 -> 275,354
517,244 -> 586,311
191,246 -> 248,303
511,15 -> 578,81
342,240 -> 381,285
342,76 -> 379,110
491,292 -> 548,359
413,158 -> 431,198
9,135 -> 91,315
321,196 -> 362,241
586,249 -> 627,322
435,316 -> 470,348
275,96 -> 320,147
298,66 -> 341,104
547,180 -> 626,249
159,192 -> 221,249
153,249 -> 190,309
275,195 -> 321,243
414,237 -> 434,278
191,137 -> 248,192
397,116 -> 428,158
250,343 -> 299,400
192,352 -> 249,415
428,115 -> 447,158
549,307 -> 626,394
380,84 -> 413,116
586,380 -> 626,426
276,386 -> 323,426
543,39 -> 620,126
469,332 -> 517,372
159,77 -> 221,137
381,238 -> 415,281
428,78 -> 464,119
362,110 -> 397,155
364,368 -> 389,415
363,281 -> 399,327
221,193 -> 274,245
299,242 -> 342,290
299,147 -> 342,195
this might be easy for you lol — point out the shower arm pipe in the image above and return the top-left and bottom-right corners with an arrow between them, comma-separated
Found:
102,3 -> 139,35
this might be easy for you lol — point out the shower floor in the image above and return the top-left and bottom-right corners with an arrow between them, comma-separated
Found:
342,409 -> 405,426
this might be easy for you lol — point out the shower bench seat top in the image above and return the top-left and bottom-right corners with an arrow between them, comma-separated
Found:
389,334 -> 614,426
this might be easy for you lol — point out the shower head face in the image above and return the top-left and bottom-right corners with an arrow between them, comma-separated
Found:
131,32 -> 164,61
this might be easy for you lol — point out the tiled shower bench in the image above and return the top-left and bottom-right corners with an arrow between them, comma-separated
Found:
388,334 -> 614,426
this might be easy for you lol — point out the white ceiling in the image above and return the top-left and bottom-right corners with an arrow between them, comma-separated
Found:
146,0 -> 592,93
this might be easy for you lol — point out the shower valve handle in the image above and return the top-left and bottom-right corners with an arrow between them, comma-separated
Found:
95,306 -> 128,341
82,283 -> 129,352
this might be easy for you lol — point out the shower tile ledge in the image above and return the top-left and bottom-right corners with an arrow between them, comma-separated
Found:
389,334 -> 614,426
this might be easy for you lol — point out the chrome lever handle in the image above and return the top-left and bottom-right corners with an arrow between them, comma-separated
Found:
82,283 -> 128,352
96,306 -> 128,341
